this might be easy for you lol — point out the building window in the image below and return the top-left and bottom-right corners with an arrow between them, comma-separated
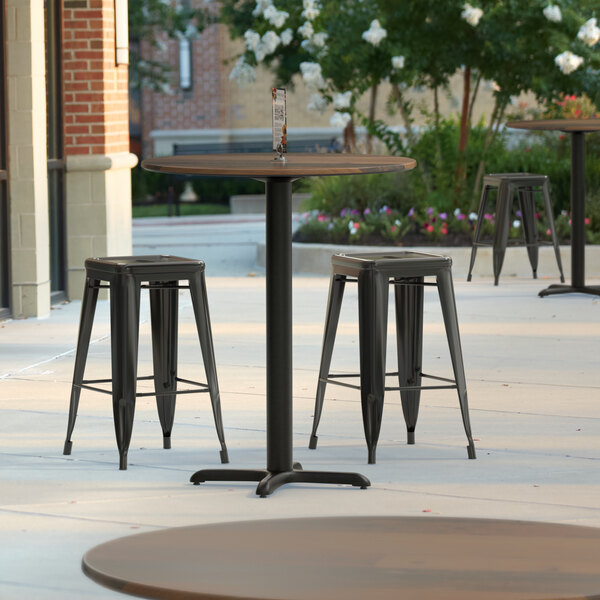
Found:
179,36 -> 192,90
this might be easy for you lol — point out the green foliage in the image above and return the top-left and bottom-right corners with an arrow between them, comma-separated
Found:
296,124 -> 600,246
302,172 -> 416,216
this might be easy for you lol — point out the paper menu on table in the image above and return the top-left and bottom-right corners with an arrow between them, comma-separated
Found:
272,88 -> 287,158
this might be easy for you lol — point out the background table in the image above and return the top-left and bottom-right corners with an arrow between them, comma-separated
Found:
506,119 -> 600,297
83,516 -> 600,600
142,153 -> 416,496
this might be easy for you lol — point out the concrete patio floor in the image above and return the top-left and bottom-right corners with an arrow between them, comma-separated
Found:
1,215 -> 600,599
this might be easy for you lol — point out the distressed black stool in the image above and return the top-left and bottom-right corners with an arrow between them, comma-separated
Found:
63,255 -> 229,469
309,251 -> 476,464
467,173 -> 565,285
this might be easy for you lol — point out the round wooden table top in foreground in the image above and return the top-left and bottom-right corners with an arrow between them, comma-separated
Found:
82,516 -> 600,600
141,153 -> 417,178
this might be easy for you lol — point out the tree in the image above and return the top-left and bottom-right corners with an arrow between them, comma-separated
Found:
221,0 -> 600,203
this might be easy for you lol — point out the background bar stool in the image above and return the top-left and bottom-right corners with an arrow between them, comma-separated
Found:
309,251 -> 476,464
63,255 -> 229,469
467,173 -> 565,285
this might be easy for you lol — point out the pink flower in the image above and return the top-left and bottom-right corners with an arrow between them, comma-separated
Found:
317,214 -> 327,222
546,229 -> 552,236
391,225 -> 397,232
585,217 -> 591,225
426,224 -> 434,233
484,213 -> 493,220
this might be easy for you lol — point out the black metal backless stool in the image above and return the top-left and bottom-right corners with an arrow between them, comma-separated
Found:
467,173 -> 565,285
309,251 -> 476,464
63,255 -> 229,469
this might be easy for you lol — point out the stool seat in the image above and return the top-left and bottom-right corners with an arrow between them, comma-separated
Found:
467,173 -> 565,285
309,250 -> 476,464
63,255 -> 229,469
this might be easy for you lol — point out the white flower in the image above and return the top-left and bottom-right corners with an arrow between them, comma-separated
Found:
302,0 -> 320,20
362,19 -> 387,46
513,220 -> 521,228
469,212 -> 478,221
578,18 -> 600,47
492,81 -> 501,92
312,32 -> 328,48
330,111 -> 352,129
543,5 -> 562,23
555,50 -> 584,74
263,5 -> 289,29
461,4 -> 483,26
229,57 -> 256,86
391,55 -> 405,70
333,91 -> 352,109
307,93 -> 327,112
261,30 -> 281,53
298,21 -> 314,39
252,0 -> 272,17
244,29 -> 261,51
300,61 -> 325,89
280,28 -> 293,45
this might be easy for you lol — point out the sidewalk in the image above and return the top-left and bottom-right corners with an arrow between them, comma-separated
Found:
1,215 -> 600,599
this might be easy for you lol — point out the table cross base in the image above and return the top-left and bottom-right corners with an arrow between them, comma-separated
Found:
190,465 -> 370,497
539,284 -> 600,297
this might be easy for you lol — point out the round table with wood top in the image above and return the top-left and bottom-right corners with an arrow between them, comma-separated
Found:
506,119 -> 600,297
83,516 -> 600,600
141,153 -> 416,497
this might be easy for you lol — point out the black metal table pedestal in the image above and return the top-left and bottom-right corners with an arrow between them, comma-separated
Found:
540,131 -> 600,297
190,177 -> 370,496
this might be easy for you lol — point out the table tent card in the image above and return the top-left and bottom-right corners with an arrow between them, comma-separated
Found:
272,87 -> 287,160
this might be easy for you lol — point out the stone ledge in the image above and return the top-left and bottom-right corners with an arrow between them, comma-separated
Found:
257,242 -> 600,279
66,152 -> 138,172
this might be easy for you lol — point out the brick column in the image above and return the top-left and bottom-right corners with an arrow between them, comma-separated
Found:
63,0 -> 137,297
6,0 -> 51,318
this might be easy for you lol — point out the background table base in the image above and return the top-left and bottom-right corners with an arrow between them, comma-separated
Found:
539,283 -> 600,297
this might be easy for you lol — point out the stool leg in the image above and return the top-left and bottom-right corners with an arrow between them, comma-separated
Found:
518,186 -> 539,279
358,270 -> 389,464
436,268 -> 476,459
189,271 -> 229,464
542,181 -> 566,283
394,277 -> 424,445
110,274 -> 141,470
493,181 -> 512,285
150,281 -> 178,450
63,277 -> 100,455
309,274 -> 346,450
467,185 -> 490,282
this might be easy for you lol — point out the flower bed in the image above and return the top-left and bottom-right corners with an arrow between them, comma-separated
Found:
292,205 -> 587,247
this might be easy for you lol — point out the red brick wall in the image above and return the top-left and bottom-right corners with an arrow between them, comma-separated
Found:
140,21 -> 228,158
63,0 -> 129,156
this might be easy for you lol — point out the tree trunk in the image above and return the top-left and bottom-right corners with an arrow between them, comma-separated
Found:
454,66 -> 472,203
343,118 -> 356,153
366,83 -> 378,154
433,86 -> 442,164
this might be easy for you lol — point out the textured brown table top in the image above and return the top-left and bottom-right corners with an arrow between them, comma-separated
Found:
83,516 -> 600,600
506,118 -> 600,133
141,153 -> 416,178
